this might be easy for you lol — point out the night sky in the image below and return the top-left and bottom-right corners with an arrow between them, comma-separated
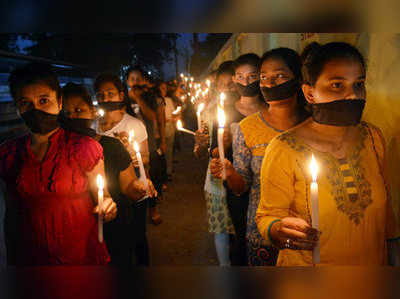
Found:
15,33 -> 210,80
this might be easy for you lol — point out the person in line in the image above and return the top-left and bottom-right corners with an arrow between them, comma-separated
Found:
61,82 -> 157,267
211,48 -> 309,265
158,81 -> 178,181
0,63 -> 117,266
256,42 -> 400,266
125,66 -> 164,224
209,54 -> 265,266
92,73 -> 152,265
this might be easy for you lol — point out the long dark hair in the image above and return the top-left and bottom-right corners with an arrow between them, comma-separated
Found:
260,47 -> 307,109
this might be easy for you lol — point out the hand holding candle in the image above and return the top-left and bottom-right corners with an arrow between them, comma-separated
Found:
310,154 -> 320,264
96,174 -> 104,243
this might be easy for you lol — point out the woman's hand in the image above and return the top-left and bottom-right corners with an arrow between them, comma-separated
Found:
93,196 -> 117,223
269,217 -> 320,250
146,179 -> 158,198
209,158 -> 235,179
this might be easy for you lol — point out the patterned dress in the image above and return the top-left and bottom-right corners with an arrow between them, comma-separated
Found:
256,121 -> 400,266
233,112 -> 282,265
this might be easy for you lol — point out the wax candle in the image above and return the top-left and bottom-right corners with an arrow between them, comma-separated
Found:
206,79 -> 210,88
96,174 -> 104,243
176,120 -> 196,135
98,109 -> 105,117
172,106 -> 182,115
134,141 -> 149,191
217,105 -> 226,180
197,103 -> 205,131
310,154 -> 320,264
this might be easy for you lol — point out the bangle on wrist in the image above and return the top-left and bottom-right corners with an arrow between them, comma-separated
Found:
267,219 -> 281,248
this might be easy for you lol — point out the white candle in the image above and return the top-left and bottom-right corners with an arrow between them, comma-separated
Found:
96,174 -> 104,243
217,106 -> 226,180
176,120 -> 196,135
220,92 -> 226,107
98,109 -> 105,117
180,73 -> 184,78
172,106 -> 182,115
134,141 -> 149,191
197,103 -> 205,131
310,154 -> 320,264
206,79 -> 210,88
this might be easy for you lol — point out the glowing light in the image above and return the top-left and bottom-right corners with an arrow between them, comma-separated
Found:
220,92 -> 226,107
96,174 -> 104,189
217,106 -> 226,128
197,103 -> 205,114
99,109 -> 105,117
310,154 -> 319,182
129,130 -> 134,144
133,141 -> 140,153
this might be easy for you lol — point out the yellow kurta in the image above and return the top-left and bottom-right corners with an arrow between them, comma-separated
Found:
256,121 -> 400,266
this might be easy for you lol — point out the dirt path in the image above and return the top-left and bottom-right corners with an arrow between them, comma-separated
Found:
147,134 -> 218,266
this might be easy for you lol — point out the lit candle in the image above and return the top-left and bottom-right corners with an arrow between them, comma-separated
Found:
310,154 -> 320,264
180,73 -> 184,78
197,103 -> 205,131
189,83 -> 192,88
206,79 -> 210,88
98,109 -> 105,117
184,77 -> 188,83
172,106 -> 182,115
96,174 -> 104,243
220,92 -> 226,107
190,77 -> 194,82
134,141 -> 149,191
177,120 -> 196,135
191,96 -> 195,104
180,95 -> 185,102
217,105 -> 226,180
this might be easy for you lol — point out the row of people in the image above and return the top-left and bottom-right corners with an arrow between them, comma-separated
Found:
195,41 -> 400,266
0,62 -> 186,266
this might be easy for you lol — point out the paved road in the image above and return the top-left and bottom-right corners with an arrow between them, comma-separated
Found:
147,133 -> 218,266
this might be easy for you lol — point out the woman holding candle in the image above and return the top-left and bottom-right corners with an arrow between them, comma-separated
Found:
0,63 -> 117,265
211,48 -> 309,266
92,73 -> 154,265
256,42 -> 400,266
61,83 -> 156,267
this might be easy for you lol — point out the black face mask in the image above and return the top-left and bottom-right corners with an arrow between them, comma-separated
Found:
58,112 -> 96,138
260,78 -> 299,102
20,109 -> 59,134
98,101 -> 125,112
235,80 -> 260,97
311,99 -> 366,126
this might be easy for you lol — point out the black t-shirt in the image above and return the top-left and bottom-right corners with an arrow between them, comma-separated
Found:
99,135 -> 133,224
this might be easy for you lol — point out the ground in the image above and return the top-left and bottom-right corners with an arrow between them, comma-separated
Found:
147,133 -> 218,266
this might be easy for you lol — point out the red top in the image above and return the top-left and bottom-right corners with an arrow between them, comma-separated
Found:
0,128 -> 110,265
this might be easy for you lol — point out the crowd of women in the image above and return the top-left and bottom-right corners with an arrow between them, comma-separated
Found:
0,41 -> 399,267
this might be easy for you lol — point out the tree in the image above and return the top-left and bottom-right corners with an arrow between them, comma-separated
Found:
189,33 -> 231,77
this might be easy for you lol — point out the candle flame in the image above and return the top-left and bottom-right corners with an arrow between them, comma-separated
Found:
206,79 -> 210,88
176,120 -> 183,130
180,73 -> 184,77
133,141 -> 140,153
189,83 -> 192,88
217,106 -> 225,128
185,77 -> 188,82
191,96 -> 195,104
220,92 -> 226,107
310,154 -> 319,182
98,109 -> 105,117
129,130 -> 134,144
96,174 -> 104,189
191,77 -> 194,81
197,103 -> 205,114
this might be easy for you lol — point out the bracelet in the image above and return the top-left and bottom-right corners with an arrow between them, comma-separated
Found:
267,219 -> 281,248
